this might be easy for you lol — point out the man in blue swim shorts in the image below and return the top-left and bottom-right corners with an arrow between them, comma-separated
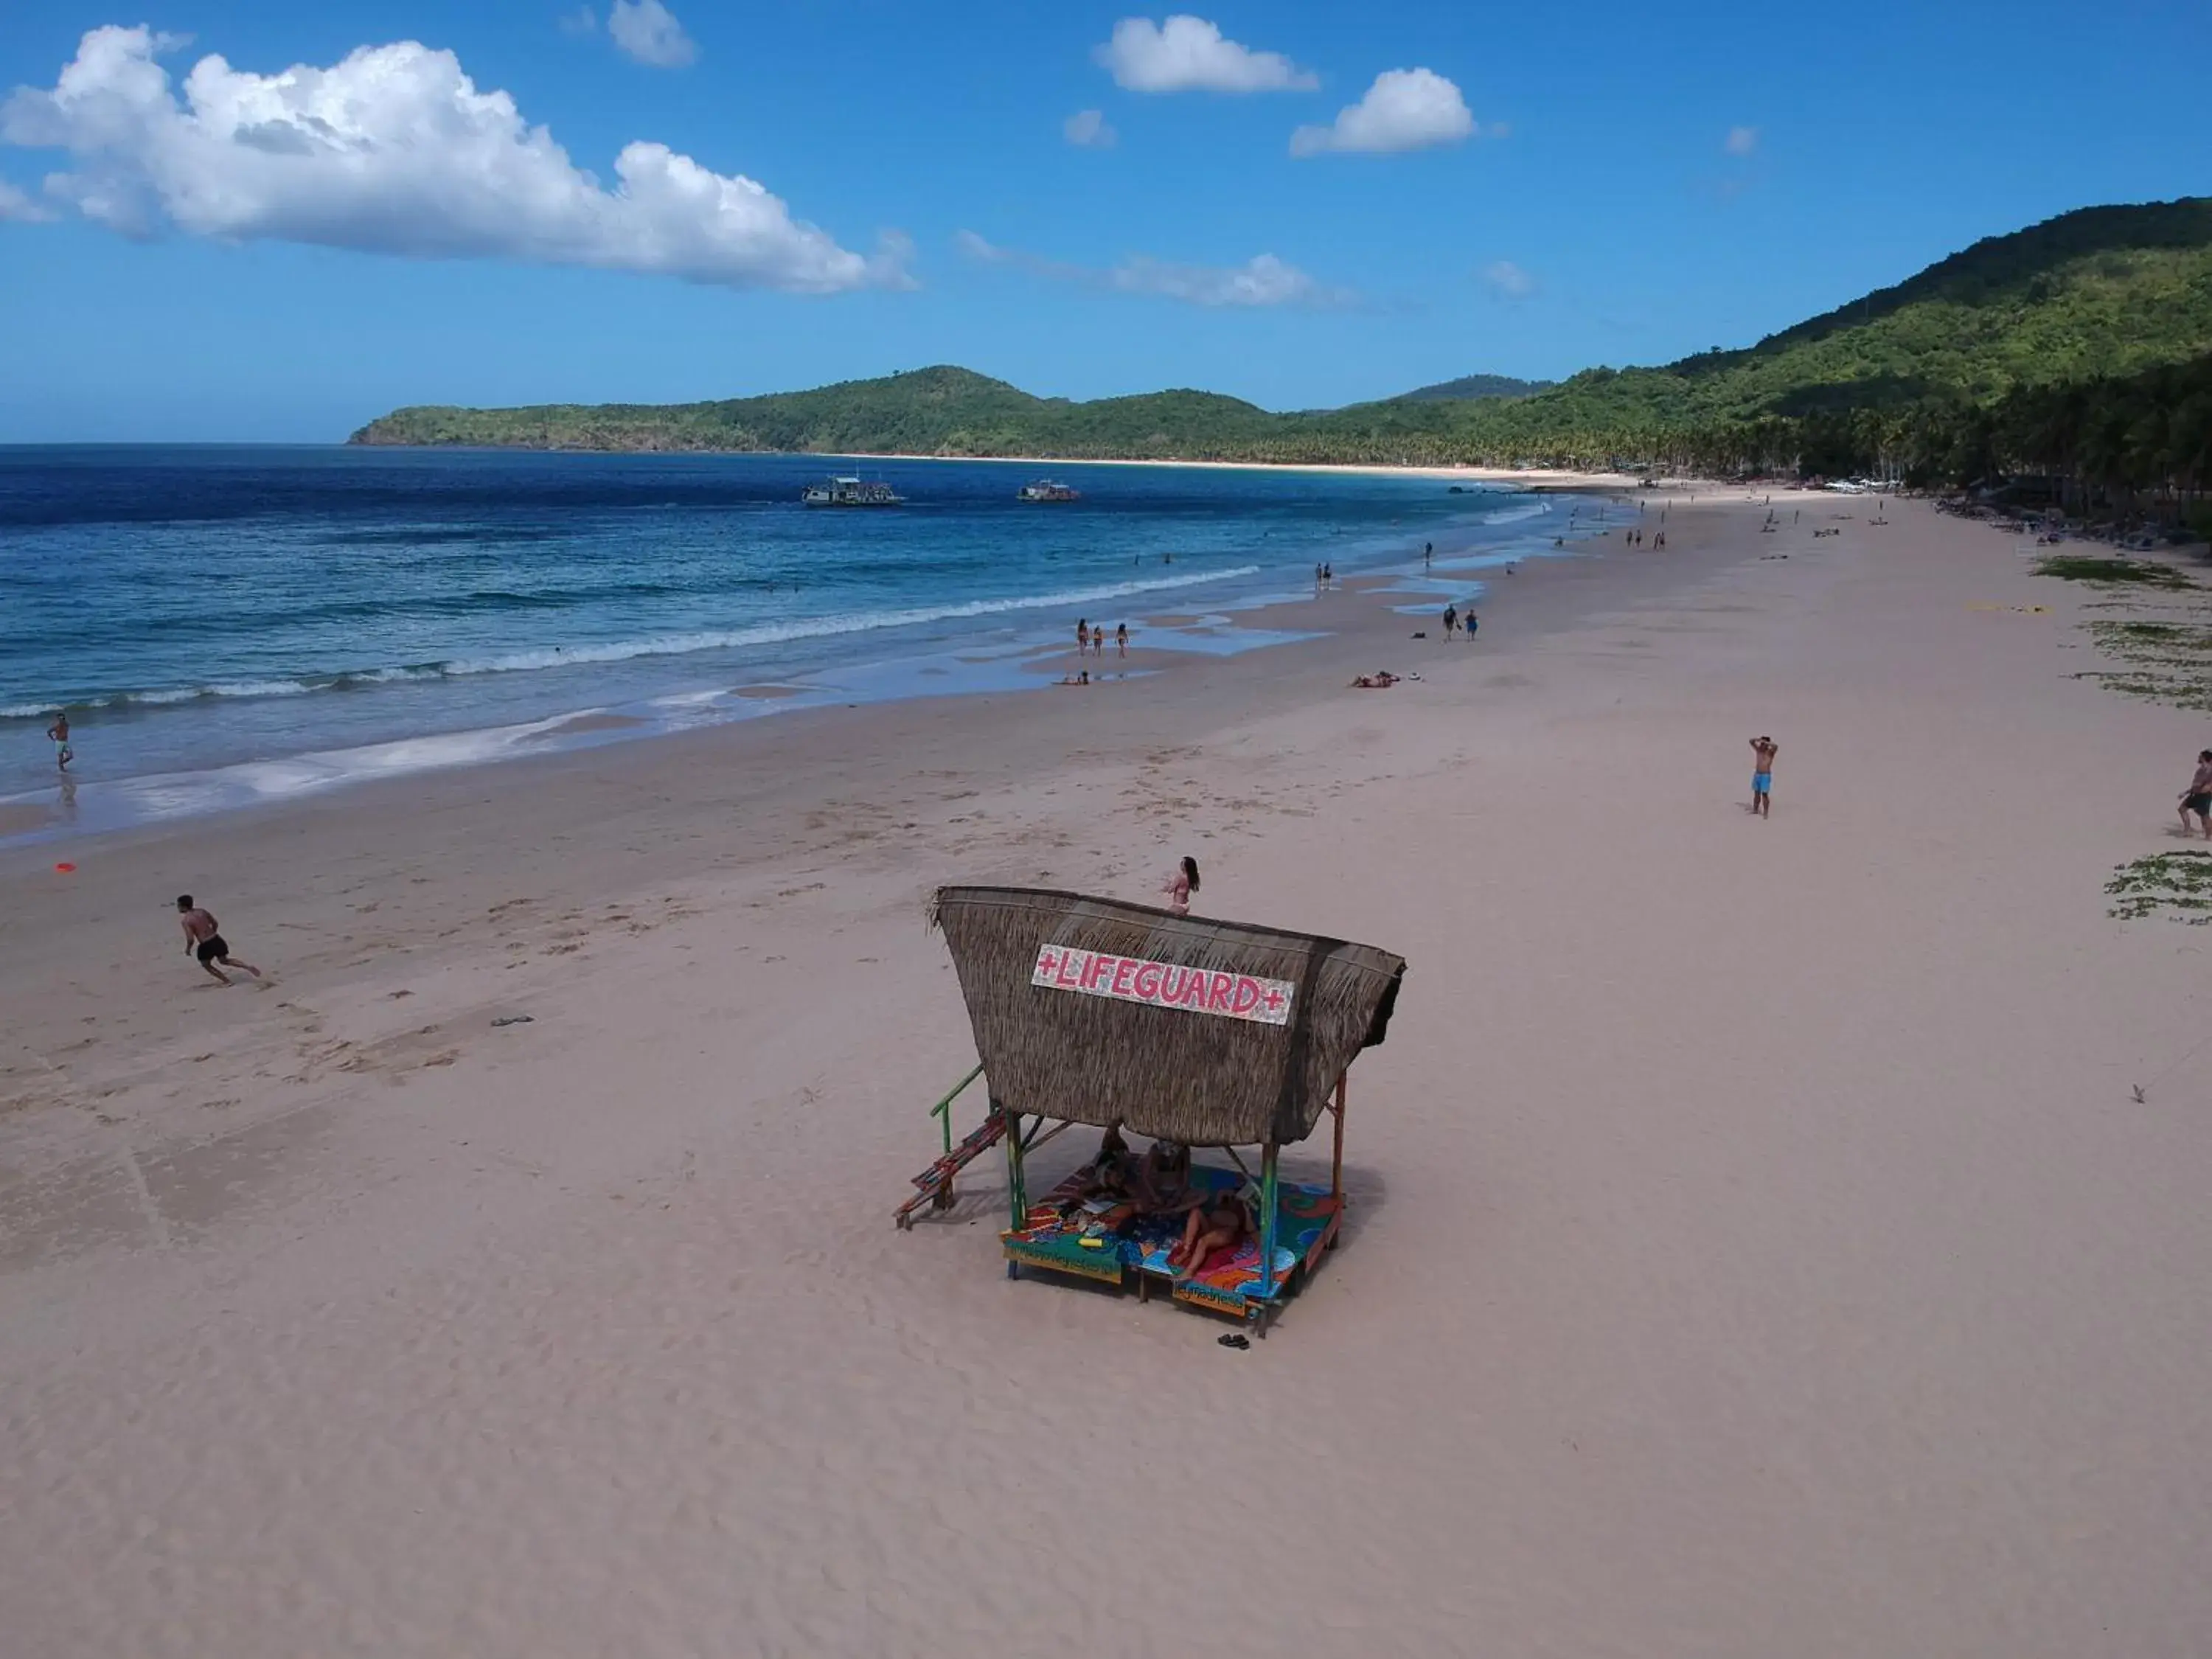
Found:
1749,734 -> 1778,818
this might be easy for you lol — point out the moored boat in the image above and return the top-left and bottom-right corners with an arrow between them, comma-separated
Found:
1017,479 -> 1082,503
802,475 -> 905,507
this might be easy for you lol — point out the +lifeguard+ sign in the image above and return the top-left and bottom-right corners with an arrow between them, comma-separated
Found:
1031,945 -> 1295,1026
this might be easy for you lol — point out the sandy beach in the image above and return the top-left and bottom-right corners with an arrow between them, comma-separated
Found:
5,489 -> 2211,1657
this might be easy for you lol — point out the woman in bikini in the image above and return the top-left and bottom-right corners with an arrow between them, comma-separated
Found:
1161,855 -> 1200,916
1172,1181 -> 1256,1278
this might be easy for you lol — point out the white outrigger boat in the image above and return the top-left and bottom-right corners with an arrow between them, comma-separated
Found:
802,475 -> 905,507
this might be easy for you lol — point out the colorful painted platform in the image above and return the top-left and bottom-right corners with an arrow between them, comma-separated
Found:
1001,1162 -> 1341,1318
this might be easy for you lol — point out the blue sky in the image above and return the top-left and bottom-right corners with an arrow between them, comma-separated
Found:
1,1 -> 2205,441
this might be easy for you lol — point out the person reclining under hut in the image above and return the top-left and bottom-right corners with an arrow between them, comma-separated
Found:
1062,1125 -> 1135,1211
1172,1180 -> 1258,1279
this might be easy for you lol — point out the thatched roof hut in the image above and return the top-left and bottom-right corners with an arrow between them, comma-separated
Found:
929,886 -> 1405,1147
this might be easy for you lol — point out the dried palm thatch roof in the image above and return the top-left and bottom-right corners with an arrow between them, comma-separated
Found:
929,886 -> 1405,1147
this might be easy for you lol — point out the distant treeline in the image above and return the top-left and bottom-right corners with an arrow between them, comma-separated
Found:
352,199 -> 2212,520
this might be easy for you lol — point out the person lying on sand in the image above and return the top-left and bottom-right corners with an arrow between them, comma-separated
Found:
176,895 -> 262,985
1057,670 -> 1090,686
1172,1182 -> 1256,1279
1350,672 -> 1400,689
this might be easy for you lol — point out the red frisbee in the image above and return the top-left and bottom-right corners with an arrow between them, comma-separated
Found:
54,862 -> 75,873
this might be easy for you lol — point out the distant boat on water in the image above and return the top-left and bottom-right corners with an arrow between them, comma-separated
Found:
802,475 -> 905,507
1017,479 -> 1082,503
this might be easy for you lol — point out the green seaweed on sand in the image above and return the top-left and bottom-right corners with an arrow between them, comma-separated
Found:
2082,619 -> 2212,664
2068,669 -> 2212,712
2035,555 -> 2198,588
2071,616 -> 2212,710
2106,851 -> 2212,923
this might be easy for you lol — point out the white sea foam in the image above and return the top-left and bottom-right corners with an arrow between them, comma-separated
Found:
4,709 -> 599,829
1483,501 -> 1548,526
439,565 -> 1262,675
3,566 -> 1262,716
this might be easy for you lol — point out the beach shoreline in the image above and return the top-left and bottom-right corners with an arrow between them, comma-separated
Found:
0,463 -> 1630,846
0,481 -> 1666,858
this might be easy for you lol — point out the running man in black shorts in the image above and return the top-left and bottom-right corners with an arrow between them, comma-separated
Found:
2181,749 -> 2212,840
177,895 -> 262,984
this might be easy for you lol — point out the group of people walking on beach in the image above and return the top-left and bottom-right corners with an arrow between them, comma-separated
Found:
1074,619 -> 1127,658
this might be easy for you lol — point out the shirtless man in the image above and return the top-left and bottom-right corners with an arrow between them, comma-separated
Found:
46,712 -> 73,772
1128,1139 -> 1194,1214
176,895 -> 262,984
2180,748 -> 2212,839
1749,735 -> 1778,818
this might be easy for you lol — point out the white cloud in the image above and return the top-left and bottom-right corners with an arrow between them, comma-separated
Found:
1094,16 -> 1316,94
608,0 -> 697,68
1481,260 -> 1534,300
1,26 -> 902,293
1063,108 -> 1117,148
1290,67 -> 1474,156
557,7 -> 599,39
1116,252 -> 1335,307
1725,125 -> 1758,156
959,230 -> 1350,309
0,177 -> 53,220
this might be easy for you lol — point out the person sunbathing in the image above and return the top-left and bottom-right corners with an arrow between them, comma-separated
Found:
1171,1183 -> 1256,1278
1349,670 -> 1399,689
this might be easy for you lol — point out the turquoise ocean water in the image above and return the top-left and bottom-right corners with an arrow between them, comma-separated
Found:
0,447 -> 1595,838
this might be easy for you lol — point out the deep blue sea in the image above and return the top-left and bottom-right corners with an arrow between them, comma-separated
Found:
0,446 -> 1593,837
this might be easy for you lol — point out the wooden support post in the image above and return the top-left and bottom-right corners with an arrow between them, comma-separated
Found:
998,1099 -> 1026,1278
1257,1140 -> 1280,1303
1330,1072 -> 1347,1206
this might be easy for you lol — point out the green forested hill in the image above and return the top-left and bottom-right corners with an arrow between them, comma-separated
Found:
1519,198 -> 2212,431
1391,373 -> 1554,403
352,369 -> 1284,456
351,198 -> 2212,493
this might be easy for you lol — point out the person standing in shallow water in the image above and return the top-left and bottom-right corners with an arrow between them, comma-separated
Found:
1161,856 -> 1200,916
46,712 -> 73,772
